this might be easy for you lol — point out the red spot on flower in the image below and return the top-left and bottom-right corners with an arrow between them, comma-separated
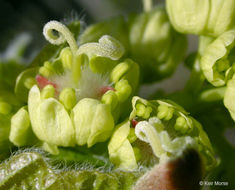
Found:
36,75 -> 57,90
131,119 -> 138,128
99,86 -> 115,96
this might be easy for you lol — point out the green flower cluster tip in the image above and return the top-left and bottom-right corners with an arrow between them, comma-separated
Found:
108,97 -> 216,172
9,20 -> 139,155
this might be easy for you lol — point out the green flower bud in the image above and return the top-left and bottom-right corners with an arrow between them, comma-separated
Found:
110,61 -> 131,83
71,98 -> 114,147
24,77 -> 36,89
128,7 -> 187,82
28,85 -> 75,147
201,29 -> 235,87
174,116 -> 190,134
166,0 -> 235,36
101,90 -> 118,110
115,80 -> 132,103
108,120 -> 137,170
109,59 -> 140,119
60,47 -> 73,69
41,85 -> 55,100
9,107 -> 37,146
157,104 -> 174,120
59,88 -> 76,110
0,101 -> 12,115
129,96 -> 216,172
111,59 -> 139,93
39,61 -> 55,77
136,103 -> 152,119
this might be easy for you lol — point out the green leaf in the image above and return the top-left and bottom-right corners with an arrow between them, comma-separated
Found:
0,151 -> 142,190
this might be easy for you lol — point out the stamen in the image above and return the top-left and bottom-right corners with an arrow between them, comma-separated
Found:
43,21 -> 78,55
77,35 -> 124,60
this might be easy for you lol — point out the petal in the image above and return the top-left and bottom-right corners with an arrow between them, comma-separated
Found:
167,0 -> 235,36
28,85 -> 75,147
108,120 -> 137,170
201,29 -> 235,86
71,98 -> 114,147
39,98 -> 75,146
166,0 -> 209,34
9,107 -> 37,146
108,120 -> 130,154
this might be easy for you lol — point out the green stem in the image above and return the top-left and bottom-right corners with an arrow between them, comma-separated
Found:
184,61 -> 205,96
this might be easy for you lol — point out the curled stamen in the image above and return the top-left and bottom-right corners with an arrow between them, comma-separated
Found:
43,21 -> 78,55
77,35 -> 125,60
135,121 -> 165,157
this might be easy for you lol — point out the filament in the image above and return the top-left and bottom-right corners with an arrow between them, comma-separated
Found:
43,20 -> 78,55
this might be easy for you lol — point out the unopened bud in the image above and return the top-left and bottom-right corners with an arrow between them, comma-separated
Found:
115,80 -> 132,102
59,88 -> 76,110
41,85 -> 55,99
